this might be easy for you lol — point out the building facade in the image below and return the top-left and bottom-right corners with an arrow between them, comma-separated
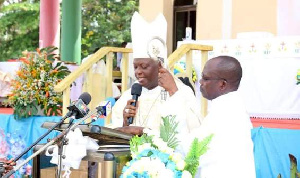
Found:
139,0 -> 299,54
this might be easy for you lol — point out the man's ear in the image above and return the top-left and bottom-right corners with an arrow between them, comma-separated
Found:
220,80 -> 227,90
158,60 -> 163,69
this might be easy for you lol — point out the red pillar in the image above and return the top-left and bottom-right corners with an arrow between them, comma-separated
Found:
39,0 -> 60,49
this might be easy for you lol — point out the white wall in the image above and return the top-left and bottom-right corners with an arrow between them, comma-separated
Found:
277,0 -> 300,36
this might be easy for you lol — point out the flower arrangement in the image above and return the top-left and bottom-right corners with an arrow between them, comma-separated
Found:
121,115 -> 213,178
8,47 -> 70,119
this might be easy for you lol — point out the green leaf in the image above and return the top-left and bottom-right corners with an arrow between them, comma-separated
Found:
184,134 -> 213,177
129,134 -> 153,154
159,115 -> 180,149
0,2 -> 39,61
290,154 -> 298,178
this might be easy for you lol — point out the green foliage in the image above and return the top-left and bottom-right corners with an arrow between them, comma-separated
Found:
277,154 -> 300,178
0,0 -> 138,61
129,134 -> 153,154
129,115 -> 180,152
8,46 -> 71,119
288,154 -> 300,178
184,134 -> 214,177
160,115 -> 180,149
81,0 -> 138,58
0,2 -> 40,61
128,116 -> 213,177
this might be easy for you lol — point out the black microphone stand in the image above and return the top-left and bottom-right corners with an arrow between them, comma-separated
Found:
55,133 -> 69,178
2,108 -> 99,178
56,116 -> 75,178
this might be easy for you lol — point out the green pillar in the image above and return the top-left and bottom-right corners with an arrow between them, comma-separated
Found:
61,0 -> 82,64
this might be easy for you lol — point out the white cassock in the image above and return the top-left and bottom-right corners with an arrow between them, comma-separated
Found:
184,91 -> 256,178
111,78 -> 202,138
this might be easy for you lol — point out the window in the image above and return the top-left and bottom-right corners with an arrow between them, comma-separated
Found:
173,0 -> 197,51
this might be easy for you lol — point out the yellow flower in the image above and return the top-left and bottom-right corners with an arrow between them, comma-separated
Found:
8,47 -> 70,119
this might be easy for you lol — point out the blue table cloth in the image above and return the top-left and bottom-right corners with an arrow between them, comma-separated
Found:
252,127 -> 300,178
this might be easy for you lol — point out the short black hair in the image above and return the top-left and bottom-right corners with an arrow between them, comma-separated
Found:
215,55 -> 242,89
121,42 -> 127,47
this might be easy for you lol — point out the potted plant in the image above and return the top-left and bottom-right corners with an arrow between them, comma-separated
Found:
8,47 -> 70,119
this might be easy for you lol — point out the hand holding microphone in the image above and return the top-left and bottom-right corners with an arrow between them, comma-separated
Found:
123,83 -> 142,126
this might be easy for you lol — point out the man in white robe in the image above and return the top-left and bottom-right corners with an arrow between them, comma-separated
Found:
111,12 -> 202,136
187,56 -> 256,178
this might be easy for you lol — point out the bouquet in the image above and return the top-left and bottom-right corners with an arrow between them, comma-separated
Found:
121,115 -> 213,178
7,47 -> 70,119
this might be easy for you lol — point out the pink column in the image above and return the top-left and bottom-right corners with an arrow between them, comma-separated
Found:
39,0 -> 60,49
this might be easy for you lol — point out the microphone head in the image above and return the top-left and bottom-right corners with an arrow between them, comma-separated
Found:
131,83 -> 142,96
79,92 -> 91,105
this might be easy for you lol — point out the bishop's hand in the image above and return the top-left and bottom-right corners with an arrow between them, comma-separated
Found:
158,64 -> 178,96
123,99 -> 138,126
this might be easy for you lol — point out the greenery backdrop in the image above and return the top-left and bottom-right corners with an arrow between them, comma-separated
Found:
0,0 -> 138,61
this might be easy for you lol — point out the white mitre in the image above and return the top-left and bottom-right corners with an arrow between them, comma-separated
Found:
131,11 -> 167,61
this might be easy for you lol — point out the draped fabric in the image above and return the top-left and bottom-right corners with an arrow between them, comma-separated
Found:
252,127 -> 300,178
0,114 -> 61,176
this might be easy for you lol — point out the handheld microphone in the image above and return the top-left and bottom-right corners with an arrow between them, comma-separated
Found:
127,83 -> 142,125
66,92 -> 91,119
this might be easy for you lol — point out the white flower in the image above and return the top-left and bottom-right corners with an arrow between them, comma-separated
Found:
157,168 -> 174,178
171,152 -> 183,163
143,128 -> 159,137
130,152 -> 137,159
137,143 -> 152,153
153,137 -> 165,147
176,159 -> 186,171
182,170 -> 192,178
152,137 -> 172,153
147,158 -> 165,176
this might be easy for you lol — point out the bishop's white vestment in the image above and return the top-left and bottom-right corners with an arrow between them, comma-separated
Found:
111,78 -> 202,135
